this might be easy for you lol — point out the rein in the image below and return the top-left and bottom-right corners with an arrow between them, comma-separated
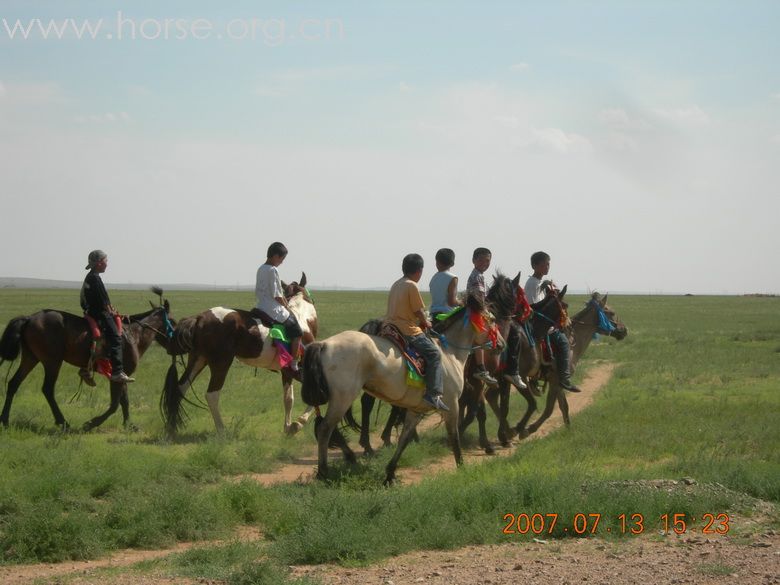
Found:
128,308 -> 175,340
427,329 -> 494,352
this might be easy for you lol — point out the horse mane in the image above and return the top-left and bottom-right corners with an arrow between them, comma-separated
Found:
168,315 -> 198,355
486,272 -> 516,319
124,306 -> 160,323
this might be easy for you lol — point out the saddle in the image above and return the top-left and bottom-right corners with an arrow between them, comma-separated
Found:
248,308 -> 299,369
248,308 -> 277,328
378,323 -> 426,376
81,313 -> 124,382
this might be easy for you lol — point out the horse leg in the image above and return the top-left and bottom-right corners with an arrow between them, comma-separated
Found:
282,368 -> 314,435
0,351 -> 38,428
205,361 -> 231,434
119,385 -> 138,431
381,405 -> 402,447
314,402 -> 356,480
476,398 -> 495,455
40,360 -> 67,430
557,386 -> 571,426
384,411 -> 424,486
486,384 -> 513,446
528,378 -> 558,434
514,386 -> 537,439
82,381 -> 123,432
444,408 -> 464,468
359,392 -> 376,455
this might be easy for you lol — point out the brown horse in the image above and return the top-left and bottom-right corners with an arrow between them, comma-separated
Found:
162,274 -> 317,436
459,274 -> 570,453
0,290 -> 174,431
504,292 -> 627,438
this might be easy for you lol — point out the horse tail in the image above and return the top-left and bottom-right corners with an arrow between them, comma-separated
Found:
301,342 -> 330,406
0,316 -> 29,363
160,359 -> 186,435
342,406 -> 361,432
167,316 -> 197,356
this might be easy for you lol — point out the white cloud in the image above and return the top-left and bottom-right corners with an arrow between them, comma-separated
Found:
771,133 -> 780,144
399,81 -> 412,93
599,108 -> 651,131
528,127 -> 592,154
509,62 -> 530,72
772,92 -> 780,101
653,105 -> 711,125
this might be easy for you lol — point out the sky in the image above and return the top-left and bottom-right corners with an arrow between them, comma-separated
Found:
1,1 -> 778,294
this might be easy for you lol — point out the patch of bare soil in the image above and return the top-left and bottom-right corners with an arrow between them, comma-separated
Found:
0,526 -> 263,585
293,531 -> 780,585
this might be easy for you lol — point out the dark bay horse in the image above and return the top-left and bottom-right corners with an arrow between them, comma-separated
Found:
459,274 -> 570,454
162,274 -> 317,436
504,292 -> 627,438
0,291 -> 174,431
355,274 -> 566,456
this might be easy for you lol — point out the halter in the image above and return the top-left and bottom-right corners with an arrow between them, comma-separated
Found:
130,307 -> 175,340
571,299 -> 617,336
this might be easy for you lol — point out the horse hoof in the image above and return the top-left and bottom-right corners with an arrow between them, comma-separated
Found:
485,445 -> 496,455
124,423 -> 140,433
286,421 -> 303,435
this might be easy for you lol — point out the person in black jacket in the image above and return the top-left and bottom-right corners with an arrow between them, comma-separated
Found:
80,250 -> 134,384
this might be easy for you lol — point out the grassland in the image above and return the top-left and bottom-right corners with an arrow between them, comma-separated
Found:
0,289 -> 778,583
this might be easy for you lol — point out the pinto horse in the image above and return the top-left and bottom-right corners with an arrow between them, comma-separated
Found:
503,292 -> 627,438
162,274 -> 317,436
300,292 -> 508,485
459,274 -> 569,454
0,290 -> 174,431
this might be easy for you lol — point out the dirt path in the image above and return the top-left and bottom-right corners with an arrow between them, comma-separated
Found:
292,530 -> 780,585
0,526 -> 263,585
246,361 -> 617,486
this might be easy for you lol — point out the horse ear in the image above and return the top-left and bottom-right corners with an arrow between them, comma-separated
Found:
300,272 -> 307,288
601,293 -> 608,306
512,271 -> 521,287
559,284 -> 568,299
164,299 -> 170,312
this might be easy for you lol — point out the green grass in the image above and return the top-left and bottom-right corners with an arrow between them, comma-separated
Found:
0,289 -> 778,578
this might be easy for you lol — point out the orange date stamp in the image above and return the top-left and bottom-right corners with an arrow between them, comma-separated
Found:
501,513 -> 731,535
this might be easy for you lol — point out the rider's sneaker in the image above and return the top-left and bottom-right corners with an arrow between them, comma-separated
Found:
78,368 -> 97,387
473,367 -> 499,387
110,371 -> 135,383
503,373 -> 528,390
559,376 -> 580,392
422,394 -> 450,412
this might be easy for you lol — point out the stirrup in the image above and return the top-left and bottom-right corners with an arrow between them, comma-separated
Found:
78,368 -> 97,387
503,373 -> 528,390
473,369 -> 498,386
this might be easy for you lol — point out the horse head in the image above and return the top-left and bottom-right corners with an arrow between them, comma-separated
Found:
527,284 -> 569,341
137,287 -> 176,347
586,292 -> 627,340
281,272 -> 314,304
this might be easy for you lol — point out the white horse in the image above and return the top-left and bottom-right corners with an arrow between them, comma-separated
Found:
301,294 -> 507,484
